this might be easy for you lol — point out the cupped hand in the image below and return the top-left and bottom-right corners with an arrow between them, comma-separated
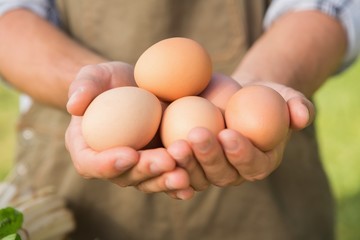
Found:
65,62 -> 194,200
67,61 -> 136,116
241,80 -> 315,130
167,74 -> 315,191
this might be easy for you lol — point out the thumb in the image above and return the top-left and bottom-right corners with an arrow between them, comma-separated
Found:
287,96 -> 315,130
67,65 -> 111,116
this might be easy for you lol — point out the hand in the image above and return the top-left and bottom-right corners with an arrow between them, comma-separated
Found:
67,61 -> 136,116
65,62 -> 194,200
166,74 -> 314,191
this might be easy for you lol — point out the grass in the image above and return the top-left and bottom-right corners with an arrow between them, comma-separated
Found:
0,82 -> 18,180
314,58 -> 360,240
0,60 -> 359,239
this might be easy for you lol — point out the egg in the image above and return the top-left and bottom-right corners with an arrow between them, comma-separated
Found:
134,37 -> 212,102
161,96 -> 225,147
199,73 -> 242,114
225,85 -> 289,151
82,86 -> 162,151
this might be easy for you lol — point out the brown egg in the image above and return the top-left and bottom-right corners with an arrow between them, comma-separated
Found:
225,85 -> 289,151
82,86 -> 162,151
161,96 -> 225,147
134,37 -> 212,102
199,73 -> 242,114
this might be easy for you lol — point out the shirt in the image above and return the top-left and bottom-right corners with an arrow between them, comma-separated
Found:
1,0 -> 359,66
1,0 -> 360,113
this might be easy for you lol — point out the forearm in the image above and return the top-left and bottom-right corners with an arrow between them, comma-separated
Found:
233,11 -> 347,98
0,9 -> 107,109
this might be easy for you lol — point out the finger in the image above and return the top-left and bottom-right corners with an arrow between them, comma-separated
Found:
65,116 -> 139,179
67,64 -> 111,116
218,129 -> 283,182
67,62 -> 136,116
187,127 -> 240,187
241,81 -> 315,130
136,167 -> 190,193
167,140 -> 209,191
98,61 -> 135,87
166,188 -> 195,200
287,96 -> 315,130
111,148 -> 176,187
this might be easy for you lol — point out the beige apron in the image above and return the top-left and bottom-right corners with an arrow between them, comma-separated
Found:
14,1 -> 334,239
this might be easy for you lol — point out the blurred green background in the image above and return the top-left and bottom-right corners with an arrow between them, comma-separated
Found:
0,82 -> 18,180
314,59 -> 360,240
0,60 -> 359,239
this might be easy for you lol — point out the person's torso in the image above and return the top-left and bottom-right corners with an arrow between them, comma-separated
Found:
56,0 -> 269,74
14,1 -> 334,239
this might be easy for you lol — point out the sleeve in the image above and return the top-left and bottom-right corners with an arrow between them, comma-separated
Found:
264,0 -> 360,70
0,0 -> 50,18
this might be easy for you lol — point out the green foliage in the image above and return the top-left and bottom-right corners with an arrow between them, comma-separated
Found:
0,83 -> 18,180
0,207 -> 23,239
2,234 -> 21,240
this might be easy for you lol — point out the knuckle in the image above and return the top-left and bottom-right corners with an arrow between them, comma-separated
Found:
176,155 -> 191,168
228,147 -> 253,167
198,156 -> 216,167
193,181 -> 210,191
213,174 -> 238,187
136,182 -> 150,193
231,178 -> 245,186
243,171 -> 269,182
73,162 -> 91,179
137,179 -> 164,193
94,162 -> 112,179
81,64 -> 100,73
112,179 -> 130,188
234,156 -> 253,168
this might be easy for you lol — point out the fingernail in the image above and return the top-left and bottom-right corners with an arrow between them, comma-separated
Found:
301,104 -> 311,126
176,191 -> 187,200
67,88 -> 84,107
176,189 -> 193,200
165,177 -> 174,190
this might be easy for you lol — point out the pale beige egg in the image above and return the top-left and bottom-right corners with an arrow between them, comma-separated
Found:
134,37 -> 212,102
225,85 -> 289,151
82,86 -> 162,151
161,96 -> 225,147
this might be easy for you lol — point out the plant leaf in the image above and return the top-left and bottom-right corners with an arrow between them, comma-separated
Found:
0,208 -> 23,238
1,233 -> 19,240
